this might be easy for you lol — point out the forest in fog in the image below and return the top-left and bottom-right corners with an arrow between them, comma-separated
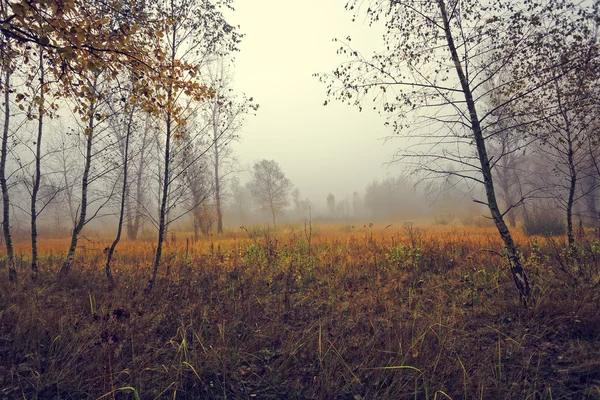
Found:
2,0 -> 600,266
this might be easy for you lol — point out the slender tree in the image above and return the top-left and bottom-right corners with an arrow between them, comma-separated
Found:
59,74 -> 102,277
146,0 -> 240,290
0,33 -> 16,282
105,100 -> 136,282
30,48 -> 46,279
326,193 -> 336,217
126,117 -> 152,240
202,60 -> 257,234
527,45 -> 600,248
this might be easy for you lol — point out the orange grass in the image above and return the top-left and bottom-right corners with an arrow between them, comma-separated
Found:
1,223 -> 599,399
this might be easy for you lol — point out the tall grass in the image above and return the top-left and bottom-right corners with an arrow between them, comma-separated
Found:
0,225 -> 599,399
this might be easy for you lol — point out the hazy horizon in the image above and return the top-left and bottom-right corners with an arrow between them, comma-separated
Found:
228,0 -> 399,204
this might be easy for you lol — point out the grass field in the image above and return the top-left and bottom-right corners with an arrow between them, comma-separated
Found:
1,223 -> 600,399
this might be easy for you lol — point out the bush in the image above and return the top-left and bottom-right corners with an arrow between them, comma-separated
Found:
461,214 -> 495,228
243,224 -> 274,239
140,227 -> 158,242
432,213 -> 455,226
522,211 -> 566,236
339,224 -> 355,233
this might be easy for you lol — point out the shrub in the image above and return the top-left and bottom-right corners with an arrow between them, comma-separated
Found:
461,214 -> 495,228
244,224 -> 274,239
522,211 -> 566,236
339,224 -> 355,233
432,213 -> 455,226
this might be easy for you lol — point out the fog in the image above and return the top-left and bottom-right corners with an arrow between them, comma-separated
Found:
229,0 -> 395,203
2,0 -> 599,245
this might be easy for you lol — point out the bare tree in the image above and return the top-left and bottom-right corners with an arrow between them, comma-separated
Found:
248,159 -> 293,227
54,140 -> 80,226
125,114 -> 153,240
59,73 -> 120,277
530,64 -> 599,248
0,35 -> 16,282
180,130 -> 214,240
104,92 -> 137,282
483,74 -> 536,228
29,49 -> 45,279
320,0 -> 598,300
291,187 -> 311,219
229,175 -> 250,225
202,59 -> 257,234
326,193 -> 336,218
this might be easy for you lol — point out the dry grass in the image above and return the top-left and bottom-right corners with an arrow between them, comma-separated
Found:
1,224 -> 600,399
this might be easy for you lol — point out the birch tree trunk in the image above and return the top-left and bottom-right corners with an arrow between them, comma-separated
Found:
1,67 -> 16,282
148,23 -> 176,290
59,92 -> 97,277
105,106 -> 134,281
30,49 -> 45,280
437,0 -> 531,300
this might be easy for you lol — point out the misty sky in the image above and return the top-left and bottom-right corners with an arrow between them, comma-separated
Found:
228,0 -> 400,206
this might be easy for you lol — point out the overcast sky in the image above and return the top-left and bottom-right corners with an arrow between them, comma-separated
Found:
228,0 -> 400,207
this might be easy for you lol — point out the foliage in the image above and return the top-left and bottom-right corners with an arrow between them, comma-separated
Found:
1,0 -> 212,116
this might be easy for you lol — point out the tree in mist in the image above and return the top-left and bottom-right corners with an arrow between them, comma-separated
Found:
146,0 -> 184,289
22,47 -> 63,279
59,72 -> 115,277
104,83 -> 139,282
364,176 -> 424,220
326,193 -> 336,217
230,176 -> 251,225
335,198 -> 350,219
488,131 -> 528,228
28,48 -> 46,279
484,75 -> 535,229
291,188 -> 312,219
125,115 -> 153,241
248,159 -> 293,227
55,139 -> 83,225
320,0 -> 599,300
179,131 -> 214,240
528,44 -> 599,248
352,191 -> 362,219
202,59 -> 258,234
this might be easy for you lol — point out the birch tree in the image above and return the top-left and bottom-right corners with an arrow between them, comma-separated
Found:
146,0 -> 240,290
320,0 -> 599,300
202,60 -> 257,234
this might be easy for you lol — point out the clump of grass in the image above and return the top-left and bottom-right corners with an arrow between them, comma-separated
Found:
242,223 -> 274,239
